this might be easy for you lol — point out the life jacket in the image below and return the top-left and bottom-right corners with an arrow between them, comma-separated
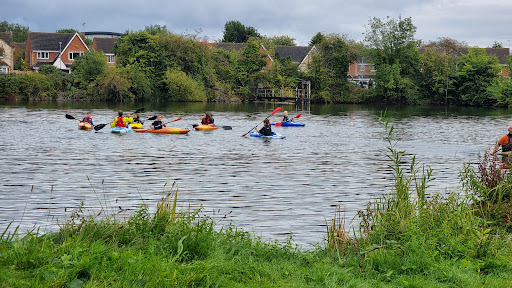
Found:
82,117 -> 92,124
201,118 -> 213,125
115,116 -> 125,127
503,134 -> 512,152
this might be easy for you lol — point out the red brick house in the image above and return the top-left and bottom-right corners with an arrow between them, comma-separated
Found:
25,32 -> 89,72
92,37 -> 119,66
0,32 -> 14,74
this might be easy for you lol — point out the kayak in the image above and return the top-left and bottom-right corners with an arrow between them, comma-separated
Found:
111,126 -> 132,134
130,122 -> 143,129
144,127 -> 190,134
249,131 -> 286,139
78,122 -> 93,130
194,124 -> 219,131
272,121 -> 305,127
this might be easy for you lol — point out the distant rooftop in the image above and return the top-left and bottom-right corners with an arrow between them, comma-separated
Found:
84,31 -> 123,40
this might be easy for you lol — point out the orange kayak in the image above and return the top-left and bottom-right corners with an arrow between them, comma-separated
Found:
194,124 -> 219,131
138,127 -> 190,134
78,122 -> 93,130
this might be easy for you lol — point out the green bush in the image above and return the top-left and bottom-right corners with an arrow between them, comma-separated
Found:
163,69 -> 206,101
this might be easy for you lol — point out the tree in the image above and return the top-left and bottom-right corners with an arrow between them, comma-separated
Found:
454,48 -> 501,105
261,35 -> 296,47
56,29 -> 78,33
164,69 -> 206,101
71,50 -> 107,88
364,16 -> 420,103
309,34 -> 357,102
492,41 -> 503,48
222,20 -> 260,43
309,32 -> 325,46
144,24 -> 167,35
0,21 -> 29,42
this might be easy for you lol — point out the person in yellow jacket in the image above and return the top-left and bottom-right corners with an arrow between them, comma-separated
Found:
110,111 -> 134,128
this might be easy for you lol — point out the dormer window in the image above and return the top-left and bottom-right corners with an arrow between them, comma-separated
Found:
69,52 -> 84,60
37,52 -> 49,59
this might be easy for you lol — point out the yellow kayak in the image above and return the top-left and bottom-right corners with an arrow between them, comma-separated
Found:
78,122 -> 93,130
194,124 -> 219,131
130,122 -> 143,129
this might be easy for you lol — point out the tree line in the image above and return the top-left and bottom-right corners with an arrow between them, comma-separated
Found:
1,18 -> 511,106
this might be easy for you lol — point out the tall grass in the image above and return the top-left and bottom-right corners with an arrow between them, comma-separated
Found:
327,114 -> 512,286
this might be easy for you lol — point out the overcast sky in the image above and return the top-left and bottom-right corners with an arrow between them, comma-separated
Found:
4,0 -> 512,47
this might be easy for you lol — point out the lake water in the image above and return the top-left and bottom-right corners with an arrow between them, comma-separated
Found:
1,101 -> 510,248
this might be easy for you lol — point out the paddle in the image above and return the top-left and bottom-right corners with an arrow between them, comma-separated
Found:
274,113 -> 302,127
196,117 -> 232,130
242,107 -> 281,137
65,114 -> 77,120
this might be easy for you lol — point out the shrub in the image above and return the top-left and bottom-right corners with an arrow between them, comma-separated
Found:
163,69 -> 206,101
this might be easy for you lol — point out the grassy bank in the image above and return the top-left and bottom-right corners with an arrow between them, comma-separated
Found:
2,118 -> 512,287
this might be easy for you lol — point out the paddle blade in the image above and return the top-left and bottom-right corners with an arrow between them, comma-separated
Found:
65,114 -> 76,120
192,124 -> 199,128
93,123 -> 108,131
275,122 -> 282,127
134,107 -> 145,114
270,107 -> 282,116
294,114 -> 302,119
147,116 -> 157,121
222,126 -> 232,130
170,117 -> 182,122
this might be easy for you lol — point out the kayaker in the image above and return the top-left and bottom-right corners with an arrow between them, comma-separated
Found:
491,125 -> 512,155
150,115 -> 166,130
201,112 -> 214,125
133,113 -> 144,124
81,112 -> 94,125
110,111 -> 134,128
255,118 -> 273,136
282,111 -> 289,122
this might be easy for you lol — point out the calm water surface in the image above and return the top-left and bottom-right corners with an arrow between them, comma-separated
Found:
0,101 -> 510,248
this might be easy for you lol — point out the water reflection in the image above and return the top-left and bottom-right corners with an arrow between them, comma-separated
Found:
0,102 -> 510,248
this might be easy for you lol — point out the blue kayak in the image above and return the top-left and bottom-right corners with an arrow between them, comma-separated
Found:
111,126 -> 132,134
249,131 -> 286,139
272,121 -> 305,127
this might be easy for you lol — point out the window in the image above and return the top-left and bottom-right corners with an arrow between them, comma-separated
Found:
37,52 -> 49,59
69,52 -> 83,60
106,54 -> 115,63
0,67 -> 8,74
360,64 -> 365,72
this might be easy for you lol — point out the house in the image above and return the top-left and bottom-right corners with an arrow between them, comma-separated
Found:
92,37 -> 119,66
347,57 -> 375,87
0,32 -> 14,74
274,46 -> 318,72
212,42 -> 273,70
84,31 -> 123,41
25,32 -> 89,72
